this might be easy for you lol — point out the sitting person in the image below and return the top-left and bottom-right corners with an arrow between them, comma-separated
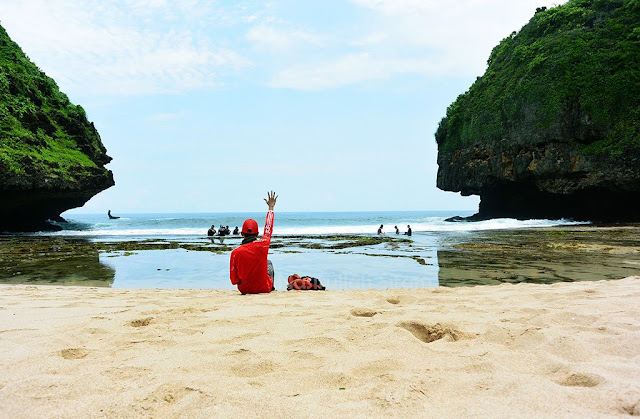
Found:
229,191 -> 278,294
232,226 -> 239,235
405,225 -> 412,236
207,225 -> 216,236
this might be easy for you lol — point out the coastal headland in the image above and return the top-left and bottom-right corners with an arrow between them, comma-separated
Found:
436,1 -> 640,221
0,25 -> 114,232
1,276 -> 639,417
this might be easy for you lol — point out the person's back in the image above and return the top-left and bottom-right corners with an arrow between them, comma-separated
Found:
229,191 -> 277,294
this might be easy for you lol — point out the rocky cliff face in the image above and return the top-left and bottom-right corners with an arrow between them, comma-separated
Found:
435,0 -> 640,221
438,141 -> 640,221
0,25 -> 114,231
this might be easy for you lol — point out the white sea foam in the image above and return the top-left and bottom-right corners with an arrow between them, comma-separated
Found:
44,217 -> 588,237
46,228 -> 206,237
277,218 -> 587,235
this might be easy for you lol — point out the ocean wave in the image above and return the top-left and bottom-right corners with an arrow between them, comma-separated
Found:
276,218 -> 587,234
42,217 -> 588,237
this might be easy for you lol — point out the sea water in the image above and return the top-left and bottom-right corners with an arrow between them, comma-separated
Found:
9,210 -> 616,290
42,210 -> 581,239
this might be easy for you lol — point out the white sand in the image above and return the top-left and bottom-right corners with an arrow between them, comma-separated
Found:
1,277 -> 639,418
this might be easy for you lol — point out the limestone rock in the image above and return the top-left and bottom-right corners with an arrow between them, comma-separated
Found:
435,0 -> 640,221
0,25 -> 114,231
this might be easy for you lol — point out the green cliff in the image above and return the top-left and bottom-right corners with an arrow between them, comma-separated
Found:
0,25 -> 114,231
435,0 -> 640,221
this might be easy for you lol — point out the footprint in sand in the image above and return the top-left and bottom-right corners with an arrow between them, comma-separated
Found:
554,372 -> 603,388
397,321 -> 468,343
59,348 -> 89,359
619,400 -> 640,416
230,359 -> 279,378
350,308 -> 379,317
138,383 -> 205,412
129,317 -> 153,327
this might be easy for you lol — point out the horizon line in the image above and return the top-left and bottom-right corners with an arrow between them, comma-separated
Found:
64,209 -> 478,215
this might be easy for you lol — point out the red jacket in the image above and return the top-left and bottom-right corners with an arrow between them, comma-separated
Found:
229,210 -> 274,294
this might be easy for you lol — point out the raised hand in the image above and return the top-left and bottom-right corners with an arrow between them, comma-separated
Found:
264,190 -> 278,210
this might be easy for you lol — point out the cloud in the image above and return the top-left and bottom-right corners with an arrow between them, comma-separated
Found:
0,0 -> 570,95
0,0 -> 253,96
349,33 -> 389,47
246,25 -> 325,52
269,52 -> 440,90
269,0 -> 568,90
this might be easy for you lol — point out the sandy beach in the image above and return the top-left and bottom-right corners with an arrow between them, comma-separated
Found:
1,277 -> 639,418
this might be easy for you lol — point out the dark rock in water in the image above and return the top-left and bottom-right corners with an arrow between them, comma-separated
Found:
0,25 -> 114,232
435,0 -> 640,222
444,214 -> 496,222
445,216 -> 471,222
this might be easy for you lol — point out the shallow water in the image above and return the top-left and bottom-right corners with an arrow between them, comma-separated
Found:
435,228 -> 640,286
1,227 -> 638,289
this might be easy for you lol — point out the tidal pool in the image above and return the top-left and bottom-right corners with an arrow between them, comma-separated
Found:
0,227 -> 638,289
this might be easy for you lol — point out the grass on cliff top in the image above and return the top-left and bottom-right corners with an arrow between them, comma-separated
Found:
435,0 -> 640,157
0,24 -> 109,178
0,135 -> 99,177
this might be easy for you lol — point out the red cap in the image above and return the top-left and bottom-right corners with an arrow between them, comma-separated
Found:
242,219 -> 259,235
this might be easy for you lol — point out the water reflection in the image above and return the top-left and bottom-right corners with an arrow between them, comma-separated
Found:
100,248 -> 438,290
437,228 -> 640,286
1,228 -> 638,289
0,237 -> 115,287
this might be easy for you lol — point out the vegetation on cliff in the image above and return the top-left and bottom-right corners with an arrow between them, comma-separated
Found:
435,0 -> 640,157
0,24 -> 111,186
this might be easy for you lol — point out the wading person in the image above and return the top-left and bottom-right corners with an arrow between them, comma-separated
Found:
405,225 -> 412,236
229,191 -> 278,294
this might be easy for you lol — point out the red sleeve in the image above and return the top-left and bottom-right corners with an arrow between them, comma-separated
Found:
261,210 -> 274,246
230,250 -> 240,285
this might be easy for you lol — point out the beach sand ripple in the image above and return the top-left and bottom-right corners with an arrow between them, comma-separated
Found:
0,277 -> 639,417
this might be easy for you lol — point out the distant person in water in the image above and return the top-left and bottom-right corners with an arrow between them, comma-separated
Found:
207,225 -> 216,236
230,191 -> 278,294
108,210 -> 120,220
394,225 -> 399,234
233,226 -> 239,235
377,224 -> 384,234
404,225 -> 412,236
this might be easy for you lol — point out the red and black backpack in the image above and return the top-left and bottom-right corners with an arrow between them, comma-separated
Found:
287,274 -> 326,290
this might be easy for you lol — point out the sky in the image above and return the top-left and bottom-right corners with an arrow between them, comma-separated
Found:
0,0 -> 566,214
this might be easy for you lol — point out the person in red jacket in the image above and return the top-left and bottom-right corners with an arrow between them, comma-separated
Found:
229,191 -> 278,294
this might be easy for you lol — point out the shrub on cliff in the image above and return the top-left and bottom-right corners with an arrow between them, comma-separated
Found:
0,24 -> 111,186
435,0 -> 640,157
